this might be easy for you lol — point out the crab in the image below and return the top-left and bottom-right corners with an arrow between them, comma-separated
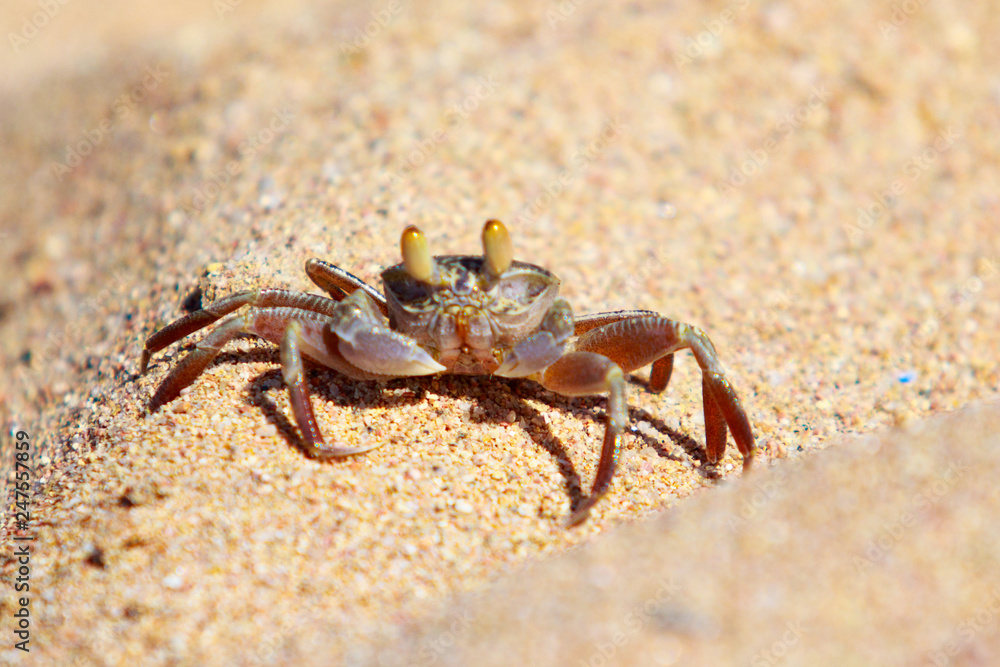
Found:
140,220 -> 754,525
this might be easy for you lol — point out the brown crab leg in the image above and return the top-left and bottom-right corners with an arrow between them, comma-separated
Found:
148,312 -> 250,412
649,352 -> 674,392
279,320 -> 383,458
140,289 -> 342,374
573,309 -> 659,336
305,259 -> 388,316
147,306 -> 342,411
576,316 -> 754,468
702,375 -> 728,464
576,310 -> 674,393
537,351 -> 628,527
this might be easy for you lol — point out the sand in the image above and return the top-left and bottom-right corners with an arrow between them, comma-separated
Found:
1,0 -> 998,664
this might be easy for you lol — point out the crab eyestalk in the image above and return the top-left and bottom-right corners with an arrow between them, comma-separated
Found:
482,219 -> 513,279
401,225 -> 438,284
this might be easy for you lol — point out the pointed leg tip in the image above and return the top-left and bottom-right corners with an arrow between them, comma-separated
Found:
302,439 -> 331,459
565,495 -> 602,527
305,439 -> 383,459
565,507 -> 592,528
147,386 -> 178,415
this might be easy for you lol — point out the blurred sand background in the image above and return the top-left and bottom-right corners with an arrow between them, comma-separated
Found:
1,0 -> 999,664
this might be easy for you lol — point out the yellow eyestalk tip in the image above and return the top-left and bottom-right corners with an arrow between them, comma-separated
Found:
401,225 -> 434,283
482,219 -> 513,277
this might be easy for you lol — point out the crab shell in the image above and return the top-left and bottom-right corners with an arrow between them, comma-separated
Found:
381,256 -> 562,375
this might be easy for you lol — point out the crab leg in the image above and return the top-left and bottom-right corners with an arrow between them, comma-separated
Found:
576,315 -> 754,467
140,289 -> 343,374
576,310 -> 675,392
146,301 -> 415,453
147,312 -> 250,412
145,306 -> 338,411
305,259 -> 388,315
573,309 -> 659,335
538,351 -> 628,526
279,320 -> 382,457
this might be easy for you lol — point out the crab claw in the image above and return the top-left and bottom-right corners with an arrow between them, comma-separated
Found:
338,327 -> 447,376
495,332 -> 563,378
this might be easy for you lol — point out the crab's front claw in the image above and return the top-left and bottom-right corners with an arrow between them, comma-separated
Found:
325,289 -> 447,377
494,331 -> 562,377
496,297 -> 575,378
337,327 -> 446,377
